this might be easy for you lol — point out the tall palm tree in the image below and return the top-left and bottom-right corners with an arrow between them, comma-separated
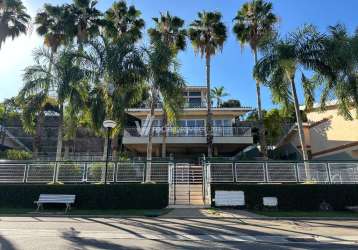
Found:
79,35 -> 146,159
310,24 -> 358,120
188,11 -> 227,157
145,39 -> 185,181
22,46 -> 86,160
0,0 -> 30,49
66,0 -> 103,48
148,11 -> 186,158
211,86 -> 229,107
233,0 -> 277,158
17,92 -> 58,159
104,0 -> 144,43
254,25 -> 325,166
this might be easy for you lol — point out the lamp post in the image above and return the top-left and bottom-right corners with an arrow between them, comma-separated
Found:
103,120 -> 116,184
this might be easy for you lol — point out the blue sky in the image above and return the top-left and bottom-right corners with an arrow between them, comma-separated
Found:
1,0 -> 358,109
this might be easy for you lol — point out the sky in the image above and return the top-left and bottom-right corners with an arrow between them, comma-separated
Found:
1,0 -> 358,109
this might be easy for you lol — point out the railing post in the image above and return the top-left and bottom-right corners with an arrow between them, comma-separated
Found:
23,163 -> 29,183
264,162 -> 269,183
326,162 -> 332,184
114,161 -> 118,183
295,163 -> 300,183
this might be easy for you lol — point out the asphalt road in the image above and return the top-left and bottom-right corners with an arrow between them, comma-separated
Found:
0,216 -> 358,249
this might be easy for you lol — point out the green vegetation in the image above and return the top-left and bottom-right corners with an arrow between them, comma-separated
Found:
1,0 -> 358,161
1,149 -> 32,160
211,184 -> 358,211
0,184 -> 169,209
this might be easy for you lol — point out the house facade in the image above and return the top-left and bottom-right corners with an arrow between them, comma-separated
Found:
123,85 -> 253,159
275,102 -> 358,160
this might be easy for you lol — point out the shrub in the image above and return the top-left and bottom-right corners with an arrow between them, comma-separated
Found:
211,184 -> 358,211
2,149 -> 32,160
0,184 -> 168,209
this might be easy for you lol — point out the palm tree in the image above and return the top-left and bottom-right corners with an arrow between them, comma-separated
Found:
188,11 -> 227,157
79,35 -> 146,159
66,0 -> 103,48
0,0 -> 30,49
104,0 -> 144,42
233,0 -> 277,158
145,39 -> 185,181
22,46 -> 86,160
17,92 -> 58,159
254,25 -> 325,166
211,86 -> 229,107
148,11 -> 186,158
310,24 -> 358,120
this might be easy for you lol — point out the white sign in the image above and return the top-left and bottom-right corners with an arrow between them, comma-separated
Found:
215,191 -> 245,206
263,197 -> 278,207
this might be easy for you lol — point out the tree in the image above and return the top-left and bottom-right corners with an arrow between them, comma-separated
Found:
221,99 -> 241,108
254,25 -> 325,164
148,11 -> 186,158
0,0 -> 30,49
188,11 -> 227,157
21,46 -> 86,160
66,0 -> 103,48
233,0 -> 278,159
145,39 -> 185,181
104,0 -> 144,43
79,35 -> 146,159
310,24 -> 358,120
17,92 -> 58,159
211,86 -> 229,107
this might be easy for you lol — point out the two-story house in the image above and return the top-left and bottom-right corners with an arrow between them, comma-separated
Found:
122,85 -> 253,159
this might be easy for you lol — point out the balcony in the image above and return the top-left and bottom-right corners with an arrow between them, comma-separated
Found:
124,126 -> 251,137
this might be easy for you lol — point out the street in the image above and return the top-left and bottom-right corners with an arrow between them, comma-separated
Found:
0,216 -> 358,249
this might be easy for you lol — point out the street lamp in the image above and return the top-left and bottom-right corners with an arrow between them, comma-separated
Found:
103,120 -> 116,184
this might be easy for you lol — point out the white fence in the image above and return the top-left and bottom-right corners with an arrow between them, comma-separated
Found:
0,161 -> 357,184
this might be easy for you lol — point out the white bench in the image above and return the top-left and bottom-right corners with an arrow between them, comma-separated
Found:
34,194 -> 76,213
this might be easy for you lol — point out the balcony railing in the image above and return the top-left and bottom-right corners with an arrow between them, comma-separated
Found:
135,101 -> 208,109
124,126 -> 252,137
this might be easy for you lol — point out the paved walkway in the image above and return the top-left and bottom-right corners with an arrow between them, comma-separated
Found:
0,216 -> 358,249
162,208 -> 265,218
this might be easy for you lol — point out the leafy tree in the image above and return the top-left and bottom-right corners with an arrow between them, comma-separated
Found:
145,39 -> 185,181
17,92 -> 58,159
254,25 -> 325,162
188,11 -> 227,157
221,99 -> 241,108
148,11 -> 186,158
104,0 -> 144,43
0,0 -> 30,49
233,0 -> 278,158
211,86 -> 229,107
310,24 -> 358,120
21,46 -> 86,160
79,35 -> 146,159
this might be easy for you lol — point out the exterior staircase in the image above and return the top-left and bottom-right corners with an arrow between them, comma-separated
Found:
168,165 -> 208,208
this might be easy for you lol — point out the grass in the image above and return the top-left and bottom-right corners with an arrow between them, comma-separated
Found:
253,210 -> 358,218
0,208 -> 172,217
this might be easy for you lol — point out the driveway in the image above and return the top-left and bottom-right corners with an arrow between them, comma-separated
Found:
0,216 -> 358,249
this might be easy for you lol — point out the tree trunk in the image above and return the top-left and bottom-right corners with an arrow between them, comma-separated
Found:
253,49 -> 268,159
206,54 -> 213,157
289,76 -> 309,162
111,135 -> 119,161
55,104 -> 64,161
146,90 -> 156,182
161,112 -> 168,158
102,135 -> 108,161
32,111 -> 44,160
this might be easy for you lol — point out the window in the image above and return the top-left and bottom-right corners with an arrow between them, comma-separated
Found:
188,98 -> 202,107
189,91 -> 201,96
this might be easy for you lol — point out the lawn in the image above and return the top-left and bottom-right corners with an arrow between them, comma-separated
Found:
0,208 -> 172,217
253,210 -> 358,218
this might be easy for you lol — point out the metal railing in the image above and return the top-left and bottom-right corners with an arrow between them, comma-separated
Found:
0,160 -> 357,184
208,161 -> 358,184
124,126 -> 252,137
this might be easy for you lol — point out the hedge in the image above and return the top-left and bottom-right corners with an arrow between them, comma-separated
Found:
0,184 -> 168,209
211,184 -> 358,211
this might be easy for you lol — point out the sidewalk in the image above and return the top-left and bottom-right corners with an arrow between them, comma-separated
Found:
161,208 -> 265,218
